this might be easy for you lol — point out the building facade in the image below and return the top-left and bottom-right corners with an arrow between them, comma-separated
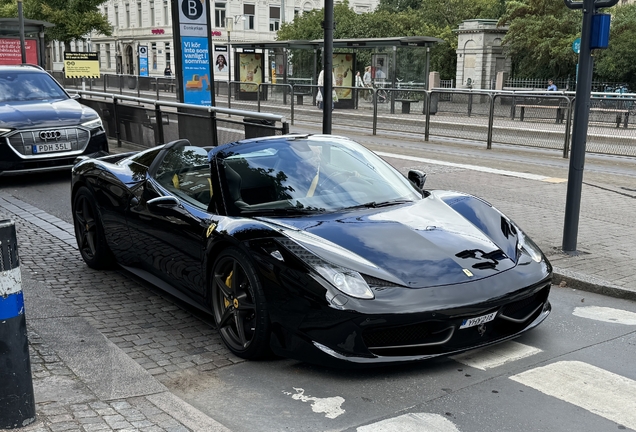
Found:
50,0 -> 378,75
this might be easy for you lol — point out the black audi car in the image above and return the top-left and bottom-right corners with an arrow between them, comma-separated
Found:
71,135 -> 552,366
0,65 -> 108,176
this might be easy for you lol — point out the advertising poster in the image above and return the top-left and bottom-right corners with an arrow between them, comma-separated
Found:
213,45 -> 228,78
64,52 -> 100,78
372,54 -> 388,81
333,53 -> 354,100
139,46 -> 149,77
182,36 -> 212,105
238,52 -> 262,93
0,39 -> 38,65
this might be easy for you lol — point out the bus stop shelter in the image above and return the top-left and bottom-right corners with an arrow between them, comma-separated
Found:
0,18 -> 53,67
229,36 -> 445,91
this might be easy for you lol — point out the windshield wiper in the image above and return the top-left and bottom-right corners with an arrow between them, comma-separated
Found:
239,207 -> 324,216
343,199 -> 413,210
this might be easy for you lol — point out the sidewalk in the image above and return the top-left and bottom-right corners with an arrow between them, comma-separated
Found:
1,130 -> 635,431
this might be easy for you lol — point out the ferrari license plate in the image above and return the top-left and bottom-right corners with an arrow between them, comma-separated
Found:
460,311 -> 497,329
33,142 -> 72,154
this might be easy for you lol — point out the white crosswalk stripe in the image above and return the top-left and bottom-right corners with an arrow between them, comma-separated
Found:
510,361 -> 636,430
450,341 -> 542,370
357,413 -> 461,432
573,306 -> 636,325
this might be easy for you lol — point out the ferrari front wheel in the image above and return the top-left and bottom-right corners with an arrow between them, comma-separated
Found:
210,247 -> 270,359
73,186 -> 115,269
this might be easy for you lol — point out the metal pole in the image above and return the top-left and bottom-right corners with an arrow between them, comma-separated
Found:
18,0 -> 27,64
322,0 -> 333,134
424,47 -> 430,90
0,220 -> 36,429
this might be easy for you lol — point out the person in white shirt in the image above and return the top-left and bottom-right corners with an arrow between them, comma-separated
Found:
317,69 -> 337,110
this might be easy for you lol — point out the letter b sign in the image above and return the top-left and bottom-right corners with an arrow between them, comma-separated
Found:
181,0 -> 203,19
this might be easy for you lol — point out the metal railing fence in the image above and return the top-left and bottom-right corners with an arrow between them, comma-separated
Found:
69,90 -> 289,150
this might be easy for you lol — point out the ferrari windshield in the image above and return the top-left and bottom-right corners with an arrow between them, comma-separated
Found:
218,136 -> 421,215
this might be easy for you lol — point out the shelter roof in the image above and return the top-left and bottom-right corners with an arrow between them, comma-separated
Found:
230,36 -> 444,50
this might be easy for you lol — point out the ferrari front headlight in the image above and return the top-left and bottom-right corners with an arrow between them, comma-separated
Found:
0,128 -> 12,137
315,265 -> 374,299
517,229 -> 543,263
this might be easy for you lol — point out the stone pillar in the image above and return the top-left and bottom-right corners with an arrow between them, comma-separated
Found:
495,71 -> 508,90
428,71 -> 440,90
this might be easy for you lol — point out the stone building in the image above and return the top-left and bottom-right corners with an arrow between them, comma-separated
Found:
50,0 -> 379,75
455,19 -> 510,90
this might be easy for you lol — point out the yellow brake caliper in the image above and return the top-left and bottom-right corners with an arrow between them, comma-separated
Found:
223,271 -> 233,309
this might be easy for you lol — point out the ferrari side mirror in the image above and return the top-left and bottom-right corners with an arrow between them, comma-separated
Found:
408,169 -> 427,190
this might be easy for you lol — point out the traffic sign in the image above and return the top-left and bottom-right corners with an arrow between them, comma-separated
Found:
572,37 -> 581,54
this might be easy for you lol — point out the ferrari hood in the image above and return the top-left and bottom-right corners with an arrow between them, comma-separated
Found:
0,98 -> 95,130
261,192 -> 520,288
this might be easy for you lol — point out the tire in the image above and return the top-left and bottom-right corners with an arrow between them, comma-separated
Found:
210,247 -> 271,359
72,186 -> 116,269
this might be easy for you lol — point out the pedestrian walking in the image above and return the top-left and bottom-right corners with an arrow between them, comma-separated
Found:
363,66 -> 372,100
317,69 -> 337,111
355,71 -> 364,108
547,79 -> 557,91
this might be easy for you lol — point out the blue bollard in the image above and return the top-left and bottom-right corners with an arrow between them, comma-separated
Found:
0,219 -> 36,429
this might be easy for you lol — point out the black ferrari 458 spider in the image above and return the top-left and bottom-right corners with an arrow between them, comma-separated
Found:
71,134 -> 552,366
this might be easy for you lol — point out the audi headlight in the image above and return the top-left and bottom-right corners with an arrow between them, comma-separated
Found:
517,229 -> 543,263
81,117 -> 103,129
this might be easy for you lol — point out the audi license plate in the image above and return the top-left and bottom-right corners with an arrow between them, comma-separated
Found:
33,142 -> 72,154
460,311 -> 497,329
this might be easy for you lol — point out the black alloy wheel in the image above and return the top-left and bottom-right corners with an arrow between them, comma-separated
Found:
73,186 -> 115,269
211,247 -> 270,359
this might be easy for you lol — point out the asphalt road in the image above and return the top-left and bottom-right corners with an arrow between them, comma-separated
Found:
2,134 -> 636,431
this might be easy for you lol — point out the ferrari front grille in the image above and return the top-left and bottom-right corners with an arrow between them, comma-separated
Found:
500,285 -> 550,323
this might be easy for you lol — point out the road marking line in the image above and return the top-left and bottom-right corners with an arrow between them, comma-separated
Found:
450,341 -> 542,370
510,361 -> 636,430
573,306 -> 636,325
357,413 -> 460,432
376,151 -> 567,183
282,388 -> 345,419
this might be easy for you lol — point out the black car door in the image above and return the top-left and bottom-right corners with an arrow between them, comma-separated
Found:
126,143 -> 217,297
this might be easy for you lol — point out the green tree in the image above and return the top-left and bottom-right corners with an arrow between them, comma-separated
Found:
0,0 -> 111,45
498,0 -> 580,78
594,4 -> 636,89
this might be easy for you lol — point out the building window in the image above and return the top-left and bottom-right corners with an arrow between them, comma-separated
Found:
243,4 -> 255,30
150,1 -> 155,25
163,0 -> 169,25
215,2 -> 226,28
151,43 -> 157,69
125,3 -> 130,27
269,6 -> 280,31
165,42 -> 171,65
104,6 -> 109,21
294,8 -> 299,17
137,1 -> 142,26
106,45 -> 111,69
115,6 -> 119,27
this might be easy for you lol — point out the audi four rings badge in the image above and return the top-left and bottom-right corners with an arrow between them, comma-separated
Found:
40,130 -> 62,141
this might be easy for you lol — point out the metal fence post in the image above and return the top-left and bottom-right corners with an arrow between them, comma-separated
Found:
487,94 -> 495,149
0,220 -> 36,429
209,107 -> 219,147
154,102 -> 164,145
113,97 -> 122,148
257,83 -> 261,112
424,91 -> 431,141
372,89 -> 378,135
290,86 -> 295,125
468,92 -> 473,117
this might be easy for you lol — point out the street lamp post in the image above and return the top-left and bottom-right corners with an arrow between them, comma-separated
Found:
17,0 -> 27,64
225,15 -> 245,95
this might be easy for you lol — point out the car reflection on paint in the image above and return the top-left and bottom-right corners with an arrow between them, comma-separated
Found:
71,134 -> 552,366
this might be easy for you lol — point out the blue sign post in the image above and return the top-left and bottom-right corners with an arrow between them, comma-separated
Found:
139,45 -> 149,77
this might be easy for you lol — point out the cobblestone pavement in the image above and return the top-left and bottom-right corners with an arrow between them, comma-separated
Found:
0,193 -> 233,431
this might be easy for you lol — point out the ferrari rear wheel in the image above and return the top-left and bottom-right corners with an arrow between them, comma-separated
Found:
210,247 -> 270,359
73,186 -> 115,269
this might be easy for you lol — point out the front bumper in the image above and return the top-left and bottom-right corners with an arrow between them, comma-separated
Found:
0,129 -> 108,176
